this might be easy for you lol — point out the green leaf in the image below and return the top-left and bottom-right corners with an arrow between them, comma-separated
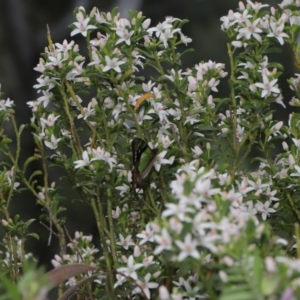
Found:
22,156 -> 39,174
24,219 -> 36,230
262,47 -> 282,54
220,291 -> 254,300
18,124 -> 26,135
28,170 -> 43,184
26,233 -> 39,240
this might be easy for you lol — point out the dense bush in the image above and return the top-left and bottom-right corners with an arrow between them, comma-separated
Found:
1,1 -> 300,299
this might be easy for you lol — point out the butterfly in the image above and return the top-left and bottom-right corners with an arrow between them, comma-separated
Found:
131,138 -> 158,190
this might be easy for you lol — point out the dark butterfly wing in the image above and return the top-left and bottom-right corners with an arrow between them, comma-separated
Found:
131,138 -> 148,190
132,138 -> 148,164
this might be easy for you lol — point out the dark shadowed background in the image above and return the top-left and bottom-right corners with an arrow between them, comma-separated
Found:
0,0 -> 293,271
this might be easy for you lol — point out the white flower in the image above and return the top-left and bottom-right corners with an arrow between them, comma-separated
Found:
254,74 -> 280,98
162,203 -> 194,221
104,97 -> 114,109
71,10 -> 97,37
208,78 -> 220,92
255,201 -> 276,220
0,98 -> 13,111
91,147 -> 117,169
233,9 -> 252,24
51,254 -> 62,268
77,102 -> 95,120
114,273 -> 126,288
165,68 -> 183,82
112,206 -> 121,219
192,146 -> 203,158
137,224 -> 154,245
115,28 -> 134,45
34,76 -> 55,91
55,39 -> 75,52
44,134 -> 62,150
154,151 -> 175,172
154,228 -> 172,254
267,20 -> 289,45
102,56 -> 125,73
247,0 -> 269,11
148,102 -> 169,122
290,165 -> 300,177
27,100 -> 39,112
142,255 -> 155,268
266,187 -> 279,202
236,18 -> 262,43
88,50 -> 101,66
175,234 -> 200,261
116,255 -> 143,282
179,32 -> 192,45
37,91 -> 52,108
292,138 -> 300,149
116,234 -> 135,250
74,151 -> 91,169
94,9 -> 109,24
66,61 -> 85,81
159,135 -> 174,149
47,52 -> 66,68
147,22 -> 172,38
194,178 -> 220,200
136,106 -> 152,125
34,58 -> 46,73
115,184 -> 129,196
40,113 -> 60,127
132,273 -> 159,299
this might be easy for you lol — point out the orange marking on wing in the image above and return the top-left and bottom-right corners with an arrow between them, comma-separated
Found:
134,92 -> 155,111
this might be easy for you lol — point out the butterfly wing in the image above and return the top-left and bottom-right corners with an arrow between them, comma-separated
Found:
132,138 -> 148,165
140,148 -> 158,179
131,138 -> 157,190
131,138 -> 148,190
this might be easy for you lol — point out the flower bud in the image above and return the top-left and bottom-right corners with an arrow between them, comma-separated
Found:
265,257 -> 277,272
106,12 -> 112,21
153,271 -> 161,278
270,7 -> 276,15
207,95 -> 214,106
1,219 -> 8,227
219,113 -> 226,121
238,1 -> 245,10
282,141 -> 288,150
89,7 -> 96,17
142,18 -> 151,29
288,154 -> 295,166
232,41 -> 242,48
159,286 -> 170,300
219,270 -> 228,283
133,245 -> 141,257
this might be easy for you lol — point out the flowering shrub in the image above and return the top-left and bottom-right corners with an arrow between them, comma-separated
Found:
2,0 -> 300,299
